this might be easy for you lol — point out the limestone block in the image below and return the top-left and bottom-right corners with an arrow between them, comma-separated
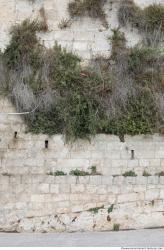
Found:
145,189 -> 159,201
31,194 -> 45,203
50,184 -> 59,194
113,176 -> 125,185
56,159 -> 90,170
101,176 -> 113,185
56,207 -> 71,214
108,194 -> 116,204
71,184 -> 85,194
118,193 -> 140,203
139,159 -> 150,167
37,183 -> 49,193
136,176 -> 147,185
70,151 -> 91,159
0,175 -> 9,186
127,160 -> 139,168
86,185 -> 98,194
54,176 -> 67,184
97,185 -> 107,195
125,177 -> 136,185
83,202 -> 97,210
104,159 -> 122,176
160,159 -> 164,167
89,176 -> 102,185
160,177 -> 164,185
108,185 -> 121,194
71,205 -> 83,213
133,185 -> 147,193
112,160 -> 128,168
78,176 -> 90,184
45,194 -> 69,203
91,151 -> 104,159
159,189 -> 164,199
149,159 -> 160,167
59,184 -> 70,193
66,176 -> 77,184
104,151 -> 121,159
147,176 -> 159,185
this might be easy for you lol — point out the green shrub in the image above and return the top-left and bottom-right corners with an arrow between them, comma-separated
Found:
4,19 -> 44,70
123,171 -> 137,177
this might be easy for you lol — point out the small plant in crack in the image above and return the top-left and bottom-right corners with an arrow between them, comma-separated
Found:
113,223 -> 120,231
88,205 -> 104,214
108,204 -> 114,213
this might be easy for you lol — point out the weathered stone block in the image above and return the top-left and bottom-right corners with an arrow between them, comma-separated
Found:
59,184 -> 70,193
147,176 -> 159,185
101,176 -> 113,185
50,184 -> 59,194
89,176 -> 102,185
117,193 -> 140,203
145,189 -> 159,201
71,184 -> 85,193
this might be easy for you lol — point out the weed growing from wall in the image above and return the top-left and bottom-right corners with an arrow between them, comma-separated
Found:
68,0 -> 108,28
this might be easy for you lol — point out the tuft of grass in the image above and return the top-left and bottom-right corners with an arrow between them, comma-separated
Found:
113,223 -> 120,231
58,18 -> 72,29
123,171 -> 137,177
143,170 -> 151,177
69,169 -> 90,176
48,171 -> 67,176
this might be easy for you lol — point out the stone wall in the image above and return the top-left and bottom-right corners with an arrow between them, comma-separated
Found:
1,174 -> 164,232
0,0 -> 164,232
0,97 -> 164,232
0,0 -> 163,60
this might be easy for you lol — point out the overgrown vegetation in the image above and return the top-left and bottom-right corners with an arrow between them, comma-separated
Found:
68,0 -> 108,28
118,0 -> 164,44
0,12 -> 163,141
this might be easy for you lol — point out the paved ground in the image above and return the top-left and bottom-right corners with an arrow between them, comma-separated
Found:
0,229 -> 164,247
